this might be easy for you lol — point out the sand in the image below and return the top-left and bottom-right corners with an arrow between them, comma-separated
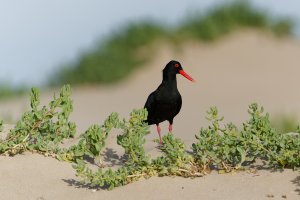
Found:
0,30 -> 300,199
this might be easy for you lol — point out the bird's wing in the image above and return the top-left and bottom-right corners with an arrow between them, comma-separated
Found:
177,96 -> 182,114
144,91 -> 156,112
176,95 -> 182,115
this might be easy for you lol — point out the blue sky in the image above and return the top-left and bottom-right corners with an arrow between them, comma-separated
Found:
1,0 -> 299,86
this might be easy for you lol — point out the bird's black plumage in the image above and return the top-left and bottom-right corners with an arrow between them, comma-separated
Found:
144,60 -> 194,127
144,81 -> 182,126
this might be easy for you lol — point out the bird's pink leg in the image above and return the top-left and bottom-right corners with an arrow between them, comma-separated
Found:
169,124 -> 173,133
156,124 -> 162,144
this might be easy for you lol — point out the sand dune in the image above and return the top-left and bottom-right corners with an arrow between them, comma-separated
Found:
0,31 -> 300,199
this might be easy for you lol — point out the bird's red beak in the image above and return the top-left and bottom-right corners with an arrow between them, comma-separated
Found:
179,70 -> 195,82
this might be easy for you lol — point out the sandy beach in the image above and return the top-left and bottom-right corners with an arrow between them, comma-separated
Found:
0,31 -> 299,199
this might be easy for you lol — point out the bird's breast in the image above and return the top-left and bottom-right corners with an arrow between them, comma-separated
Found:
155,90 -> 181,110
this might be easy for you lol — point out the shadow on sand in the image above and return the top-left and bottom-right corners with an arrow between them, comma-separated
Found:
62,178 -> 107,190
291,175 -> 300,195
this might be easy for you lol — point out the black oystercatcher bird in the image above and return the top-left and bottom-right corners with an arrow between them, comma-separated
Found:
144,60 -> 195,144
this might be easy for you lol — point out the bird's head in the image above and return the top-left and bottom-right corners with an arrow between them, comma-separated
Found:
163,60 -> 195,82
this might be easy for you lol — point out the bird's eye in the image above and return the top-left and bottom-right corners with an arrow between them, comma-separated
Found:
174,63 -> 179,68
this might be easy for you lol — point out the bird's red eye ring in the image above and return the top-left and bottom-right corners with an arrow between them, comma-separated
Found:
174,63 -> 179,68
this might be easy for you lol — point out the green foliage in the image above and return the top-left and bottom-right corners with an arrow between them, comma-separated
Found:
51,22 -> 167,86
192,107 -> 244,171
0,85 -> 299,190
244,104 -> 300,167
178,1 -> 292,41
74,111 -> 201,190
52,1 -> 293,86
0,85 -> 76,155
271,114 -> 299,134
0,84 -> 27,100
117,109 -> 150,166
0,120 -> 3,132
152,134 -> 198,177
58,112 -> 122,163
73,108 -> 151,190
192,103 -> 300,172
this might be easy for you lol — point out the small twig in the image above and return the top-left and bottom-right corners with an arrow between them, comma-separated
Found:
2,134 -> 30,155
127,173 -> 146,178
178,168 -> 203,177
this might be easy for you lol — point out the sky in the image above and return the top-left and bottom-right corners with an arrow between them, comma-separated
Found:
0,0 -> 299,86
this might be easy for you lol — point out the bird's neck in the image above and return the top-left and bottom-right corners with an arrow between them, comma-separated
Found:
162,72 -> 177,87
